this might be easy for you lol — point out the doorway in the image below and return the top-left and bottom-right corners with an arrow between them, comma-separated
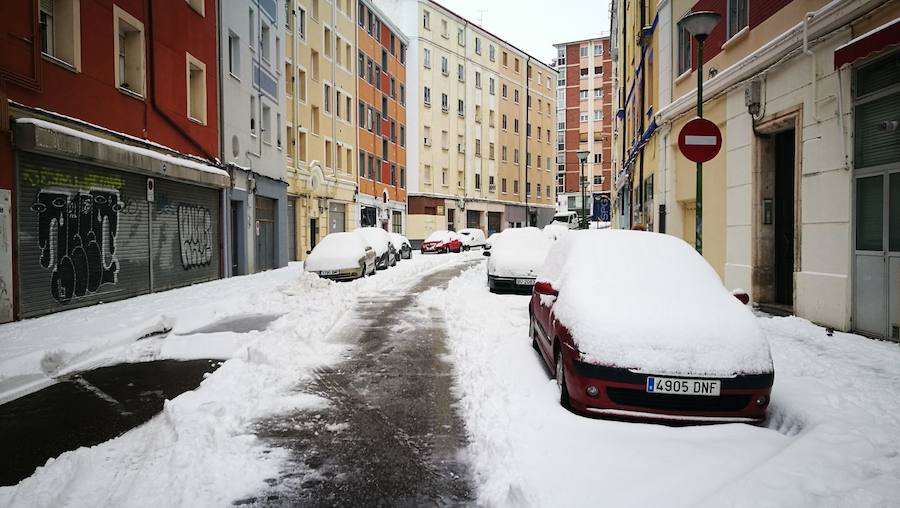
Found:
309,218 -> 318,251
255,196 -> 276,272
230,201 -> 242,276
753,108 -> 801,314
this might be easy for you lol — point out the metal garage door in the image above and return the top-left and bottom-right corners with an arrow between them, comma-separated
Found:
287,198 -> 297,261
255,196 -> 276,271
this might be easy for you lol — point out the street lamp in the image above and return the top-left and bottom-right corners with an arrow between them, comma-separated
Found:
577,150 -> 590,229
680,10 -> 720,254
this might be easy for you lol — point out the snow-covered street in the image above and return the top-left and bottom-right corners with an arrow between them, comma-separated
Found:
1,255 -> 899,507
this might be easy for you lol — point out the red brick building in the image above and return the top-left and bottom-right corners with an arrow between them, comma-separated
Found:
0,0 -> 226,322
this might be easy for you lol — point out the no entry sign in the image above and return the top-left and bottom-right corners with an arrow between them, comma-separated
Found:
678,117 -> 722,163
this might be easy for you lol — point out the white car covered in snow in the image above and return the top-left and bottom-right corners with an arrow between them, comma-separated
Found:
354,227 -> 396,269
305,232 -> 376,281
389,233 -> 413,260
542,223 -> 569,241
458,228 -> 487,250
483,227 -> 553,294
530,230 -> 775,423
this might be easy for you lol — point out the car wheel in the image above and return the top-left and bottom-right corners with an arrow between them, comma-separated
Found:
555,346 -> 570,408
529,315 -> 539,351
360,261 -> 367,278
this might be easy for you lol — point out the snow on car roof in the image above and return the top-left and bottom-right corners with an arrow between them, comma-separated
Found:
305,233 -> 367,271
488,227 -> 553,278
425,230 -> 451,242
538,230 -> 772,376
354,227 -> 390,255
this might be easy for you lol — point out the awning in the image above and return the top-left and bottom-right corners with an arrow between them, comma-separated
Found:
834,18 -> 900,68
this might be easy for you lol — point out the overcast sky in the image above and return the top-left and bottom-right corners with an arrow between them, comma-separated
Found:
439,0 -> 612,63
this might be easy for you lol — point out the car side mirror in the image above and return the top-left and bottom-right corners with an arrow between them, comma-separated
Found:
534,281 -> 558,297
306,250 -> 311,255
482,250 -> 491,257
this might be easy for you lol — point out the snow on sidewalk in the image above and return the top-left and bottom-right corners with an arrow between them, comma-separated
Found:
0,252 -> 471,508
422,266 -> 900,508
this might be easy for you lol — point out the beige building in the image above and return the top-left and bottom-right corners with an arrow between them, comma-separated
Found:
376,0 -> 556,244
285,0 -> 359,260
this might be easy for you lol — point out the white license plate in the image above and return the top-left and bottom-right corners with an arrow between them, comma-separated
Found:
319,270 -> 339,276
646,376 -> 720,396
515,278 -> 535,285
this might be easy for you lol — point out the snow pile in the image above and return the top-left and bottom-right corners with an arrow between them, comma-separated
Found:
0,252 -> 471,507
424,266 -> 900,507
304,232 -> 367,272
541,223 -> 569,240
353,227 -> 390,256
487,227 -> 553,278
538,230 -> 772,376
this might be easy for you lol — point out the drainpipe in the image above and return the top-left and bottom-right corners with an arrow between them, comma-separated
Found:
836,67 -> 849,172
525,55 -> 531,226
803,12 -> 818,122
146,0 -> 218,162
637,0 -> 646,225
619,1 -> 628,226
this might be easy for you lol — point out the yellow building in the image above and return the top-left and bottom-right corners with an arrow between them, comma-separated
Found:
376,0 -> 556,245
285,0 -> 359,260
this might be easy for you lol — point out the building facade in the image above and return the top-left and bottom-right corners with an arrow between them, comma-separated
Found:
220,0 -> 289,275
284,0 -> 359,261
357,0 -> 408,233
376,0 -> 556,246
612,0 -> 900,341
0,0 -> 225,322
553,37 -> 613,223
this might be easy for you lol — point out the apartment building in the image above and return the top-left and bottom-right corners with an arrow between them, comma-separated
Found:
285,0 -> 359,260
220,0 -> 289,274
611,0 -> 900,340
357,0 -> 408,232
375,0 -> 556,245
554,37 -> 613,223
0,0 -> 225,322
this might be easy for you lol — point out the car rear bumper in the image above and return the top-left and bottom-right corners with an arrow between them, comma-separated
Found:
564,356 -> 773,423
487,275 -> 535,294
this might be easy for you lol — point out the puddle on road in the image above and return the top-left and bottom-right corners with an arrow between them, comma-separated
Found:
0,359 -> 222,487
183,314 -> 281,335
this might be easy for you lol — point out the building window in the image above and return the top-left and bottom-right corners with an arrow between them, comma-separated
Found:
276,113 -> 282,148
400,85 -> 406,106
298,130 -> 307,162
441,18 -> 448,38
261,22 -> 271,61
458,63 -> 464,81
228,32 -> 240,77
250,96 -> 256,135
594,88 -> 602,97
594,44 -> 602,56
400,125 -> 405,147
475,71 -> 481,89
594,66 -> 602,74
489,77 -> 495,95
593,175 -> 602,185
298,7 -> 306,39
502,51 -> 508,67
579,90 -> 588,100
677,22 -> 692,75
727,0 -> 749,39
594,153 -> 602,164
514,90 -> 519,103
186,53 -> 207,124
489,44 -> 495,61
400,44 -> 406,64
580,111 -> 588,122
298,68 -> 307,101
514,119 -> 519,133
514,149 -> 519,164
502,83 -> 508,97
423,48 -> 431,68
514,58 -> 520,73
323,27 -> 332,59
593,110 -> 602,121
424,125 -> 431,146
441,92 -> 448,112
442,56 -> 449,75
40,0 -> 80,69
580,46 -> 587,57
323,83 -> 331,113
514,180 -> 519,194
557,47 -> 565,65
382,48 -> 388,69
580,68 -> 588,76
458,28 -> 465,46
441,167 -> 448,186
311,49 -> 320,80
458,99 -> 464,117
423,10 -> 430,29
262,104 -> 272,143
475,173 -> 481,190
311,105 -> 320,135
475,37 -> 482,54
115,6 -> 145,95
501,178 -> 507,193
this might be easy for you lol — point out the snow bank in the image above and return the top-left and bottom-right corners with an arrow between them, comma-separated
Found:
304,232 -> 367,272
425,266 -> 900,507
487,227 -> 553,278
0,252 -> 472,507
539,230 -> 772,376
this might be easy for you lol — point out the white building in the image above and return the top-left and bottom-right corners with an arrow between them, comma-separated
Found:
219,0 -> 289,274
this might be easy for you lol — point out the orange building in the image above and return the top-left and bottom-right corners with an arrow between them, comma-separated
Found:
356,0 -> 408,232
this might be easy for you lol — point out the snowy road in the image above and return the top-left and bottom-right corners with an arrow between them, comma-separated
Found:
247,262 -> 476,506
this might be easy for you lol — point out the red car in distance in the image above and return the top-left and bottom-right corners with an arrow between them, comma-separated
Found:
529,230 -> 774,424
420,230 -> 462,254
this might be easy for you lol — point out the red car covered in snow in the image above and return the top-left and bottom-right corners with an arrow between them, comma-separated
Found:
420,230 -> 462,254
529,230 -> 774,424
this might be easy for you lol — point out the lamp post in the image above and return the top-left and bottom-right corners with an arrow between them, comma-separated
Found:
577,150 -> 590,229
679,11 -> 720,254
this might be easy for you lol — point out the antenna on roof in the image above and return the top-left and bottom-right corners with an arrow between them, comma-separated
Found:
476,9 -> 486,25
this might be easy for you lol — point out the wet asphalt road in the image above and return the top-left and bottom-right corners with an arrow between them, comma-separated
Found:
0,359 -> 221,486
245,262 -> 477,507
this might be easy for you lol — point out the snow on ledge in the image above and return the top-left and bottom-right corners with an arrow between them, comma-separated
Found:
16,117 -> 229,178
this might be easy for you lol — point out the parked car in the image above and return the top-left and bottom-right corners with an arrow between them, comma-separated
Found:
551,211 -> 579,229
543,223 -> 569,241
354,227 -> 395,269
529,230 -> 774,423
389,233 -> 413,260
483,227 -> 553,294
485,232 -> 501,249
420,230 -> 462,254
458,228 -> 487,250
304,232 -> 376,281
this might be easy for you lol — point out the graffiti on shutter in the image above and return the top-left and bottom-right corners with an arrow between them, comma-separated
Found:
177,204 -> 213,269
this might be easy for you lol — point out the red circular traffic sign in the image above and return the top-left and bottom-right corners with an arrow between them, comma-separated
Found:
678,117 -> 722,163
